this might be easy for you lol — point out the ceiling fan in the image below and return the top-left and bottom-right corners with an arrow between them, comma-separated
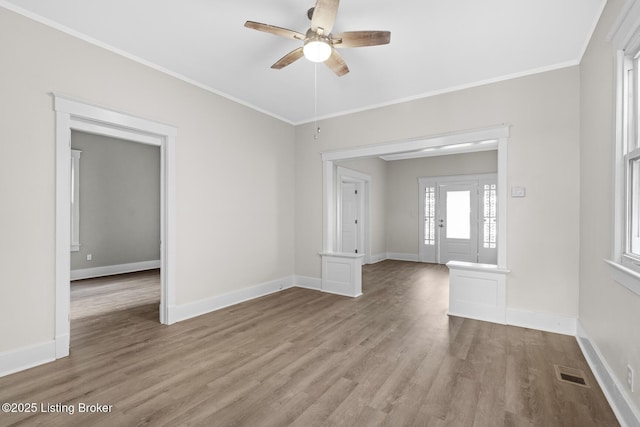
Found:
244,0 -> 390,77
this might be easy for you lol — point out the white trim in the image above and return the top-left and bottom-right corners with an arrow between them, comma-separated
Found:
0,340 -> 56,377
298,61 -> 580,125
369,253 -> 388,264
604,259 -> 640,296
54,95 -> 177,137
71,118 -> 164,146
505,308 -> 577,336
608,1 -> 640,294
321,253 -> 364,297
386,252 -> 420,262
0,1 -> 587,126
447,260 -> 509,274
336,167 -> 371,263
613,50 -> 626,263
497,137 -> 508,267
54,94 -> 177,362
171,276 -> 295,323
70,260 -> 161,281
577,0 -> 608,63
54,110 -> 71,359
381,139 -> 498,161
294,276 -> 322,291
70,149 -> 81,252
577,322 -> 640,427
447,261 -> 508,324
609,0 -> 640,52
323,160 -> 335,253
321,125 -> 509,162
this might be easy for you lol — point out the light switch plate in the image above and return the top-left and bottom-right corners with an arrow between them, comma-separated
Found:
511,186 -> 526,197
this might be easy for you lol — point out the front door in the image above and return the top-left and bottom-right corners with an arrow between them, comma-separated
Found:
438,182 -> 478,263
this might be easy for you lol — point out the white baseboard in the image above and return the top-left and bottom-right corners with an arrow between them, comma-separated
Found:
294,275 -> 322,291
506,308 -> 576,336
71,260 -> 161,281
55,333 -> 69,358
386,252 -> 420,262
170,276 -> 295,323
368,253 -> 388,264
0,340 -> 56,377
577,322 -> 640,427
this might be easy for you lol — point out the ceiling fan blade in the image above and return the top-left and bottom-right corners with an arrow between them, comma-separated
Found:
271,47 -> 305,69
325,48 -> 349,77
332,31 -> 391,48
244,21 -> 305,41
311,0 -> 339,35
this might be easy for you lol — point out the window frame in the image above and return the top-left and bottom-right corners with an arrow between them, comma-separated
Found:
607,0 -> 640,295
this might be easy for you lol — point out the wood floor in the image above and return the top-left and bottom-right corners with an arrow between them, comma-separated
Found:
0,261 -> 618,426
70,270 -> 160,319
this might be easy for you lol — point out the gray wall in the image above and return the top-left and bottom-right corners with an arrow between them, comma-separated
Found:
70,131 -> 160,271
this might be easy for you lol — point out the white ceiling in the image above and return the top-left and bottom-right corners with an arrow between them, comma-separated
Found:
2,0 -> 605,124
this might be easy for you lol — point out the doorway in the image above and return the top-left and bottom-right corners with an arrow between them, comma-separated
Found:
419,174 -> 497,265
54,95 -> 177,359
69,131 -> 161,320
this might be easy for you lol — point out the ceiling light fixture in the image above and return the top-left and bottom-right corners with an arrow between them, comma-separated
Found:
303,34 -> 332,63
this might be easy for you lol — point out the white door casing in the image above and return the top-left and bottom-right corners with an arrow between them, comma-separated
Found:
340,182 -> 359,254
336,167 -> 370,263
54,94 -> 177,359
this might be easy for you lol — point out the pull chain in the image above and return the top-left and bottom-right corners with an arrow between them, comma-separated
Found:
314,63 -> 320,140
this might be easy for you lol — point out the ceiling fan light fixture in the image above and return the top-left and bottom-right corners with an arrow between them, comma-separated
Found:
303,38 -> 331,63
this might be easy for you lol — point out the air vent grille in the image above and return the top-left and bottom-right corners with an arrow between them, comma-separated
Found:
554,364 -> 590,388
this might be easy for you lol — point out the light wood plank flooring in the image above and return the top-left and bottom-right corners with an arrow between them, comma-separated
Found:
0,261 -> 618,426
70,269 -> 160,319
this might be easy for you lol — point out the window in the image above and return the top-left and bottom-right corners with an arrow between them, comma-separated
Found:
424,186 -> 436,245
620,53 -> 640,269
445,190 -> 471,239
609,0 -> 640,293
483,184 -> 497,249
71,149 -> 81,252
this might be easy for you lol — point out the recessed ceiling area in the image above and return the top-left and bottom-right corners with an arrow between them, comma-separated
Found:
0,0 -> 605,124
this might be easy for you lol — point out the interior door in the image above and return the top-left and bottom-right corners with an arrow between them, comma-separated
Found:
438,183 -> 478,263
341,182 -> 359,253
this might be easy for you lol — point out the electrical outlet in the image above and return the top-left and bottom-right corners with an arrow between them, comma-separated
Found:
86,253 -> 92,261
627,365 -> 635,392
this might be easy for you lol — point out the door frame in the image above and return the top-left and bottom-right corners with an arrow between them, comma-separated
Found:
336,167 -> 371,263
419,173 -> 497,264
54,94 -> 177,359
